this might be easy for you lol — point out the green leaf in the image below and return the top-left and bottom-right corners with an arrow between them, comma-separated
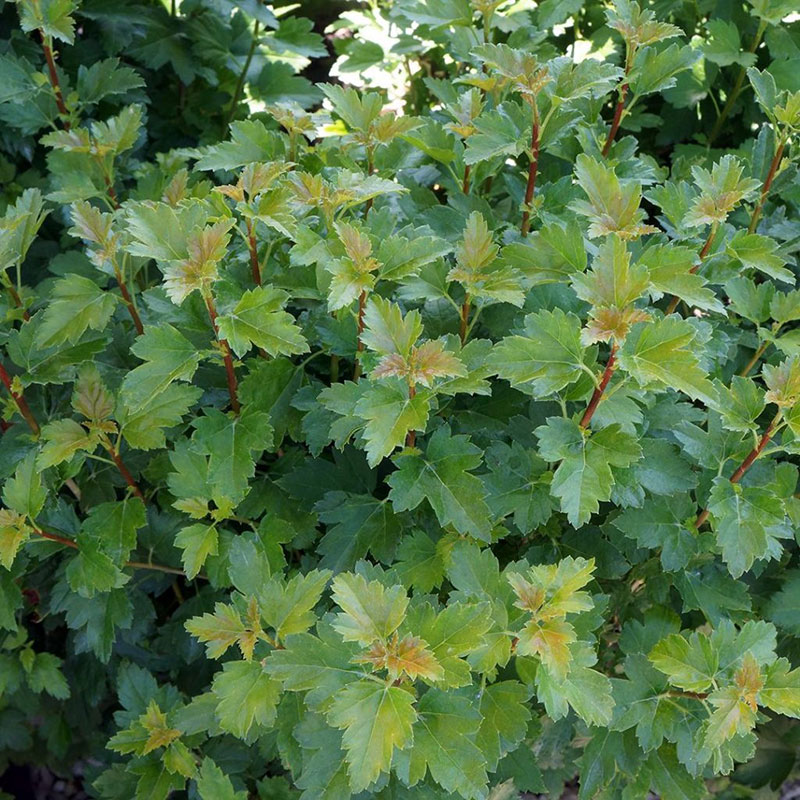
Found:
55,587 -> 132,663
535,643 -> 615,726
447,212 -> 523,307
212,660 -> 281,739
317,493 -> 401,572
3,451 -> 46,518
35,274 -> 118,347
388,426 -> 492,540
613,495 -> 699,571
766,570 -> 800,635
119,383 -> 202,450
353,381 -> 431,467
647,745 -> 709,800
703,19 -> 756,68
649,632 -> 718,692
463,104 -> 528,165
266,624 -> 361,710
186,597 -> 262,660
411,600 -> 494,688
394,689 -> 488,799
80,498 -> 146,564
360,296 -> 422,358
707,478 -> 789,578
715,376 -> 765,434
476,681 -> 533,770
190,407 -> 273,506
330,572 -> 408,645
489,309 -> 590,397
174,523 -> 218,580
572,155 -> 656,239
76,57 -> 145,104
66,543 -> 130,598
25,651 -> 70,699
572,236 -> 649,310
327,679 -> 417,792
748,67 -> 778,116
617,317 -> 716,404
760,658 -> 800,717
194,120 -> 284,170
217,286 -> 309,358
536,418 -> 642,527
483,441 -> 554,533
640,244 -> 723,313
91,104 -> 142,154
504,220 -> 587,286
630,44 -> 698,97
195,758 -> 247,800
320,84 -> 383,133
727,231 -> 793,284
258,569 -> 332,640
120,325 -> 201,411
17,0 -> 78,43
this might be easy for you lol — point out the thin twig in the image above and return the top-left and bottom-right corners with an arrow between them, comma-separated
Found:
707,20 -> 767,147
748,135 -> 787,234
579,345 -> 618,429
39,32 -> 70,129
353,289 -> 367,381
520,107 -> 540,237
245,219 -> 261,285
695,409 -> 782,528
204,293 -> 240,414
602,83 -> 628,158
111,261 -> 144,335
459,294 -> 470,344
406,383 -> 417,447
33,528 -> 199,578
739,341 -> 769,378
0,361 -> 40,435
225,20 -> 261,130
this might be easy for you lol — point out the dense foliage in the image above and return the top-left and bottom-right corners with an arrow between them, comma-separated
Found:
1,0 -> 800,797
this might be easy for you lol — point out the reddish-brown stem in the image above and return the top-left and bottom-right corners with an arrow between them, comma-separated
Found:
245,220 -> 261,285
353,290 -> 367,381
365,147 -> 375,215
204,293 -> 240,414
459,294 -> 470,344
602,83 -> 628,158
697,226 -> 716,261
33,527 -> 78,549
696,410 -> 782,528
520,111 -> 540,237
112,265 -> 144,335
102,441 -> 145,501
730,413 -> 780,483
665,226 -> 716,315
5,284 -> 30,321
0,361 -> 40,435
579,345 -> 618,429
0,369 -> 80,500
406,383 -> 416,448
749,137 -> 786,235
103,173 -> 119,209
39,32 -> 70,128
462,164 -> 471,195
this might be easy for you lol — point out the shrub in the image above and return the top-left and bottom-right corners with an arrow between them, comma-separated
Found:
1,0 -> 800,797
